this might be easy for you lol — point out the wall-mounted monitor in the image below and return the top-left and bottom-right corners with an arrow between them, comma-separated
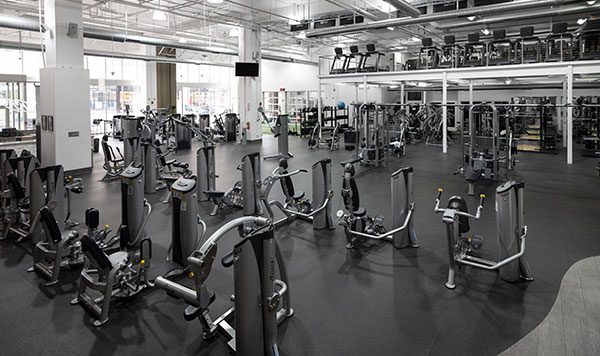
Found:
235,62 -> 259,77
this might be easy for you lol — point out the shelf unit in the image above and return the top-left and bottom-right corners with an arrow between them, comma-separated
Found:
318,59 -> 600,164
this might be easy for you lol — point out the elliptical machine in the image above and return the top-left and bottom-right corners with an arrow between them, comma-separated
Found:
261,158 -> 335,230
434,181 -> 533,289
337,163 -> 418,249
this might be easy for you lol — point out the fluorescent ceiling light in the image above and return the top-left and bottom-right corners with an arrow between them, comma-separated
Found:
467,16 -> 476,21
481,28 -> 490,35
418,82 -> 428,87
152,10 -> 167,21
587,1 -> 596,5
229,28 -> 239,37
387,27 -> 395,31
178,37 -> 187,43
577,18 -> 588,25
206,0 -> 224,3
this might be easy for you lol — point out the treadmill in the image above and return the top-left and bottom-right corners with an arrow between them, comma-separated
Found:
487,29 -> 513,66
439,35 -> 463,69
546,22 -> 573,62
463,33 -> 487,67
330,47 -> 349,74
515,26 -> 542,64
417,37 -> 440,70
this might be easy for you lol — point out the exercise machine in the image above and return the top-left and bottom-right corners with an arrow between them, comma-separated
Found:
515,26 -> 542,64
487,29 -> 513,66
359,44 -> 389,72
434,181 -> 533,289
196,145 -> 217,202
205,152 -> 261,216
417,38 -> 440,70
330,47 -> 349,74
337,163 -> 418,249
439,35 -> 463,69
1,154 -> 39,239
71,164 -> 153,326
579,18 -> 600,60
261,158 -> 334,230
345,45 -> 362,73
29,206 -> 82,286
546,22 -> 574,62
99,135 -> 125,181
264,115 -> 293,160
307,122 -> 341,151
463,33 -> 487,67
121,116 -> 145,167
458,103 -> 515,195
153,216 -> 293,356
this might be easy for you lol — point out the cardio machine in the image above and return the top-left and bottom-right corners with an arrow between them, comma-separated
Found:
337,163 -> 418,249
487,29 -> 513,66
463,33 -> 487,67
417,37 -> 440,70
434,181 -> 533,289
261,158 -> 335,230
439,35 -> 463,69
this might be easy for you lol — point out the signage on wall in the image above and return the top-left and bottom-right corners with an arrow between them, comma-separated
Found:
41,115 -> 54,131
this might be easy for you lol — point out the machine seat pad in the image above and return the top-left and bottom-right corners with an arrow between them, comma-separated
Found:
354,207 -> 367,217
341,156 -> 362,166
293,191 -> 305,201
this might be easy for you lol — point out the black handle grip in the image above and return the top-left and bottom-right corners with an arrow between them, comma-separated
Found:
221,250 -> 236,268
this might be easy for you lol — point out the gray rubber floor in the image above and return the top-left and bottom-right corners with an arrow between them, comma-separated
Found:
1,135 -> 599,356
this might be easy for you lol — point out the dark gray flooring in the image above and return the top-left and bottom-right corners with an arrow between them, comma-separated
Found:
1,135 -> 599,356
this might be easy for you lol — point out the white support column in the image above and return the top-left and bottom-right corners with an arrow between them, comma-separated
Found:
562,79 -> 568,146
40,0 -> 91,172
363,76 -> 368,103
442,71 -> 448,154
146,46 -> 157,110
567,65 -> 573,164
317,81 -> 322,126
237,25 -> 262,142
400,82 -> 405,113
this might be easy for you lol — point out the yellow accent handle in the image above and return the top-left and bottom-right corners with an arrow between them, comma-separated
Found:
140,260 -> 145,266
189,272 -> 195,278
480,194 -> 486,198
438,188 -> 443,192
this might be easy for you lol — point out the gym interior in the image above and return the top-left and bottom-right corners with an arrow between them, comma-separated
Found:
1,1 -> 600,355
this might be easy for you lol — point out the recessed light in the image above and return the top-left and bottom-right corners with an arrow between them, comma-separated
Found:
586,1 -> 596,5
577,18 -> 588,25
467,16 -> 476,21
387,27 -> 395,31
481,28 -> 490,35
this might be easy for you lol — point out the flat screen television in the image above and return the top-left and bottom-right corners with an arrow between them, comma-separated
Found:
235,62 -> 259,77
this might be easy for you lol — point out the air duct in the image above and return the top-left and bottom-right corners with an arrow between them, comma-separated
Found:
306,0 -> 567,37
322,0 -> 380,21
437,3 -> 600,30
382,0 -> 421,18
0,15 -> 44,32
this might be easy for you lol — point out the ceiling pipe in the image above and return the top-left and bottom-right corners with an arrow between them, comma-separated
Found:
381,0 -> 421,18
322,0 -> 380,21
306,0 -> 568,37
0,14 -> 43,32
0,15 -> 318,65
438,3 -> 600,30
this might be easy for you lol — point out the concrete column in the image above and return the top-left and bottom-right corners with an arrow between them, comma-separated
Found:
156,49 -> 176,111
39,0 -> 91,172
562,79 -> 568,146
238,26 -> 262,141
442,71 -> 448,153
146,47 -> 157,110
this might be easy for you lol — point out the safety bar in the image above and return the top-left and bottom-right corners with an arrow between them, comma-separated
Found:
458,226 -> 528,270
196,216 -> 270,257
270,168 -> 307,179
348,203 -> 415,240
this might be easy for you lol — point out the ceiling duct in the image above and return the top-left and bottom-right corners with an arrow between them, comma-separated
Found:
306,0 -> 567,37
0,15 -> 43,32
381,0 -> 421,18
437,3 -> 600,30
322,0 -> 380,21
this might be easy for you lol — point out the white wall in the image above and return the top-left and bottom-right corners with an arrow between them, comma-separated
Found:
261,59 -> 319,92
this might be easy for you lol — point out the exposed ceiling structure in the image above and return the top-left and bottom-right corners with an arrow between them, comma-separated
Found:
0,0 -> 599,65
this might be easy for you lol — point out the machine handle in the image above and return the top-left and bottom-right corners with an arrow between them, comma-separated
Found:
437,188 -> 443,201
221,250 -> 237,268
479,194 -> 486,208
